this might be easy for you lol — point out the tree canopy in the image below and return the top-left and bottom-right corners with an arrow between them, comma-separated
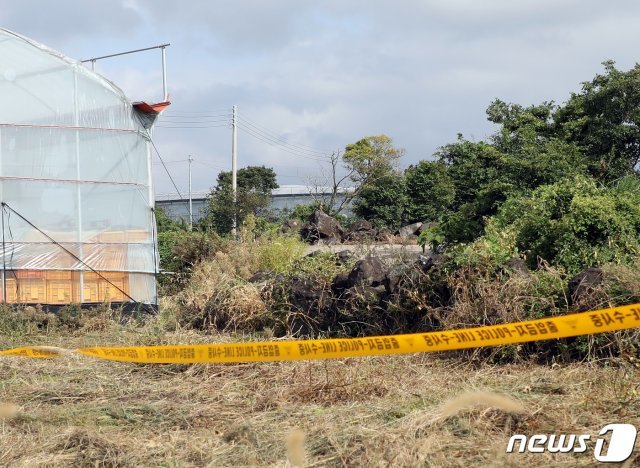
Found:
202,166 -> 278,235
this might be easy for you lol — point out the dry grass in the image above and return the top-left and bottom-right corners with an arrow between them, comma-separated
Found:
1,321 -> 639,467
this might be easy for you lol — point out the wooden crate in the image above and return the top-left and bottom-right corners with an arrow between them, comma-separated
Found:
46,280 -> 75,304
94,229 -> 151,244
9,278 -> 47,303
1,270 -> 129,304
83,271 -> 129,302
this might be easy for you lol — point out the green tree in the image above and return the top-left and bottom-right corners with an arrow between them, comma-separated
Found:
405,160 -> 454,223
343,135 -> 404,186
202,166 -> 279,235
353,173 -> 407,229
436,101 -> 588,242
342,134 -> 406,227
554,61 -> 640,180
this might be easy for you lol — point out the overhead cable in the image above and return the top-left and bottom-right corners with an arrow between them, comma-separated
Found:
237,119 -> 332,158
237,113 -> 334,154
155,124 -> 230,129
236,125 -> 332,162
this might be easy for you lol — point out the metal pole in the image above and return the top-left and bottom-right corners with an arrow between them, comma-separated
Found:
161,46 -> 168,101
81,44 -> 170,103
0,130 -> 4,303
74,70 -> 84,303
231,105 -> 238,238
81,44 -> 171,63
1,204 -> 6,304
188,155 -> 193,230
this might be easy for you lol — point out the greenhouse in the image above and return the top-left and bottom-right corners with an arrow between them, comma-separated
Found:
0,28 -> 159,307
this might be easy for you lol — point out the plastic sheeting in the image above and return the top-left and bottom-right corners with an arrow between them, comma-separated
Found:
0,28 -> 157,305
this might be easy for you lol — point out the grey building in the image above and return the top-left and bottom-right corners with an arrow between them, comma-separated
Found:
155,185 -> 353,223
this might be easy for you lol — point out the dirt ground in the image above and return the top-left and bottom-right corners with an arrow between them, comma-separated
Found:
1,322 -> 638,467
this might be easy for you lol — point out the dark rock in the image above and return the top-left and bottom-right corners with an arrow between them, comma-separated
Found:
505,258 -> 529,276
249,271 -> 285,288
318,236 -> 339,246
300,210 -> 345,243
384,265 -> 409,294
299,222 -> 317,243
306,249 -> 353,267
348,220 -> 373,232
415,253 -> 445,273
310,210 -> 344,240
399,222 -> 423,239
248,270 -> 274,283
569,267 -> 603,304
290,276 -> 326,311
331,271 -> 353,293
279,219 -> 301,234
375,227 -> 394,242
348,256 -> 387,287
345,230 -> 376,242
335,250 -> 354,265
417,222 -> 437,234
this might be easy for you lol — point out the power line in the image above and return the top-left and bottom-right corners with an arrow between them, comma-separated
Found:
152,159 -> 189,165
236,124 -> 332,162
157,119 -> 230,124
236,118 -> 331,158
237,113 -> 335,154
161,108 -> 231,116
236,125 -> 330,162
159,115 -> 231,121
155,124 -> 229,129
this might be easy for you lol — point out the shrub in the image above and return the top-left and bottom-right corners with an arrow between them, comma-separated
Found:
172,234 -> 308,330
253,235 -> 307,274
289,203 -> 322,222
157,230 -> 223,293
490,175 -> 640,273
431,261 -> 639,363
417,224 -> 446,253
452,220 -> 519,270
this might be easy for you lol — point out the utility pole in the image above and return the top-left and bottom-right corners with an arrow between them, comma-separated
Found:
231,105 -> 238,238
188,155 -> 193,230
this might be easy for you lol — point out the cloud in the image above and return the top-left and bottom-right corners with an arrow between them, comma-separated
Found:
3,1 -> 640,193
0,1 -> 142,45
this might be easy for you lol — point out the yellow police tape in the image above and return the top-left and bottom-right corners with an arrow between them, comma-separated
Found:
1,303 -> 640,364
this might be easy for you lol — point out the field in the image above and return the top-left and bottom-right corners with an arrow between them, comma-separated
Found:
1,314 -> 639,467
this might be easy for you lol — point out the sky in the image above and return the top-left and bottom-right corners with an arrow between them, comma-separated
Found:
2,1 -> 640,195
